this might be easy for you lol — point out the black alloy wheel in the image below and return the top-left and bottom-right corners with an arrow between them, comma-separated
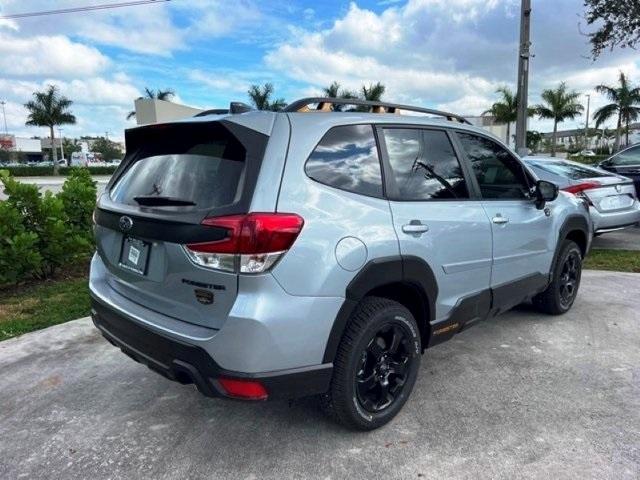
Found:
355,324 -> 413,413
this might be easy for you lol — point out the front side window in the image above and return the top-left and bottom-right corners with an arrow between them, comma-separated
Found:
457,132 -> 531,199
611,145 -> 640,166
383,128 -> 469,200
305,124 -> 383,197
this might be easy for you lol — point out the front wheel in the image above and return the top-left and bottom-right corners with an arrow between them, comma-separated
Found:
322,297 -> 421,430
533,240 -> 583,315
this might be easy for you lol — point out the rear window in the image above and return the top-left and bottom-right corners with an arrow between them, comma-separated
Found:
110,122 -> 249,209
527,160 -> 610,180
611,145 -> 640,166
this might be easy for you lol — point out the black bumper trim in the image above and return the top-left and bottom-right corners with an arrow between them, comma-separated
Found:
91,295 -> 333,400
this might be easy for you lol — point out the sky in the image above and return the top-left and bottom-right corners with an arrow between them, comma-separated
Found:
0,0 -> 638,142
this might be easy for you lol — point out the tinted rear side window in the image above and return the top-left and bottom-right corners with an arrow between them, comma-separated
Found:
383,128 -> 469,200
612,145 -> 640,166
305,124 -> 383,197
111,123 -> 248,209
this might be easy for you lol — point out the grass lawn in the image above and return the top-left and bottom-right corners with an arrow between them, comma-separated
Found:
584,249 -> 640,273
0,262 -> 91,342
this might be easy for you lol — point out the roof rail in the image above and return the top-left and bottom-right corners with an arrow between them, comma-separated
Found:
283,97 -> 472,125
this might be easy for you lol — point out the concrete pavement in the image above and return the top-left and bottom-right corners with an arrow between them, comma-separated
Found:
0,270 -> 638,479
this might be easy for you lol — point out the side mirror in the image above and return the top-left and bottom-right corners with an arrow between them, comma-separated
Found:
535,180 -> 558,209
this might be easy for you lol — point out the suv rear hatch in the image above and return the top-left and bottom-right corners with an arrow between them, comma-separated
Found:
94,119 -> 269,330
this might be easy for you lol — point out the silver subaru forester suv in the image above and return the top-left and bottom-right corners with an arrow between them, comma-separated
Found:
90,98 -> 592,430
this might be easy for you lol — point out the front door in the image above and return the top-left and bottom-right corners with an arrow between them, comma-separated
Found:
455,132 -> 554,310
378,126 -> 493,329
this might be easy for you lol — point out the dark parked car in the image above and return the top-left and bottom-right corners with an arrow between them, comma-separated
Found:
598,144 -> 640,197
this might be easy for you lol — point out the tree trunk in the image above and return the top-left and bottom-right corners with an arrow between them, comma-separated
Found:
614,113 -> 622,152
625,116 -> 630,147
551,121 -> 558,157
506,122 -> 511,146
50,125 -> 59,175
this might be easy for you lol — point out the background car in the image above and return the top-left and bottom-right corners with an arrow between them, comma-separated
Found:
524,156 -> 640,235
597,144 -> 640,197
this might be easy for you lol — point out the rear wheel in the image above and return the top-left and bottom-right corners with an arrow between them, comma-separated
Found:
322,297 -> 421,430
533,240 -> 582,315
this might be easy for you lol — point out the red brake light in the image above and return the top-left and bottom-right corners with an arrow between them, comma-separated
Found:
561,181 -> 601,194
183,213 -> 304,274
218,377 -> 268,400
189,213 -> 304,254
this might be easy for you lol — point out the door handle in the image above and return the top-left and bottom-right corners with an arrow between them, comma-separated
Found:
492,214 -> 509,225
402,222 -> 429,234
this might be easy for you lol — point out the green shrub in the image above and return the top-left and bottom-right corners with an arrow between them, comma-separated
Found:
0,170 -> 94,284
0,202 -> 42,285
58,168 -> 97,242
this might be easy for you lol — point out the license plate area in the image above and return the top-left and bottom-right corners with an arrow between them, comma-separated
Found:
119,236 -> 151,275
599,195 -> 633,211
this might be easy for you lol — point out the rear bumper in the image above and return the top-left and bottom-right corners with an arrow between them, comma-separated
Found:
590,202 -> 640,233
91,295 -> 333,400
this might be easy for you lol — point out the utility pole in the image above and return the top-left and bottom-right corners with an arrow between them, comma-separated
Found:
515,0 -> 532,156
0,101 -> 7,134
58,127 -> 65,162
584,94 -> 591,150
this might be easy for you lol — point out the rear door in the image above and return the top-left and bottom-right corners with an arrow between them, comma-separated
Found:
455,132 -> 553,306
94,120 -> 269,329
378,126 -> 492,324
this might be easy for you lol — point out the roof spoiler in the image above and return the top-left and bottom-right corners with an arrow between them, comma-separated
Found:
193,102 -> 255,117
284,97 -> 471,125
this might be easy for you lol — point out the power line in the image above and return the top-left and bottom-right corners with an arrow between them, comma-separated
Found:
0,0 -> 171,20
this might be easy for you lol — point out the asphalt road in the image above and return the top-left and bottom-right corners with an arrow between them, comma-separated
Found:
0,270 -> 638,480
0,176 -> 110,200
592,225 -> 640,251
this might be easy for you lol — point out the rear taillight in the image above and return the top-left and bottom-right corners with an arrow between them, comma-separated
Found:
561,181 -> 601,195
561,181 -> 601,206
183,213 -> 304,274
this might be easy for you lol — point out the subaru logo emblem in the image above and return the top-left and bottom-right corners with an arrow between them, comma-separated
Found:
119,216 -> 133,231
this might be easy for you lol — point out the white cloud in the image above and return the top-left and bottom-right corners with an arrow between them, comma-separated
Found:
0,33 -> 109,77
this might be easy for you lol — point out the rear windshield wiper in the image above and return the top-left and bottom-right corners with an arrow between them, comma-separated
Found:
133,196 -> 196,207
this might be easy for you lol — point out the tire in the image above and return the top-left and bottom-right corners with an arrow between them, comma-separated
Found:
321,296 -> 421,430
532,240 -> 582,315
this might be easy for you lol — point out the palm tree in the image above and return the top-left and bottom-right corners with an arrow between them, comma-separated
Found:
482,87 -> 518,145
361,82 -> 385,102
322,81 -> 358,111
593,72 -> 640,151
24,85 -> 76,174
247,83 -> 286,111
127,87 -> 175,120
534,82 -> 584,157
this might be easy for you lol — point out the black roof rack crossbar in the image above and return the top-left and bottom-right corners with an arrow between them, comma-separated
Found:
283,97 -> 471,125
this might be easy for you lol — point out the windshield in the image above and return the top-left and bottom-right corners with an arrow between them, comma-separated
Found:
527,160 -> 611,180
110,123 -> 247,209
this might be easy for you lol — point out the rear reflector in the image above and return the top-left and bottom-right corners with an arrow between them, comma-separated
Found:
561,181 -> 601,194
183,212 -> 304,274
218,377 -> 268,400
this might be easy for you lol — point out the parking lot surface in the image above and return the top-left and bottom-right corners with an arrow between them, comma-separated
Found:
592,226 -> 640,250
0,176 -> 110,200
0,270 -> 638,480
